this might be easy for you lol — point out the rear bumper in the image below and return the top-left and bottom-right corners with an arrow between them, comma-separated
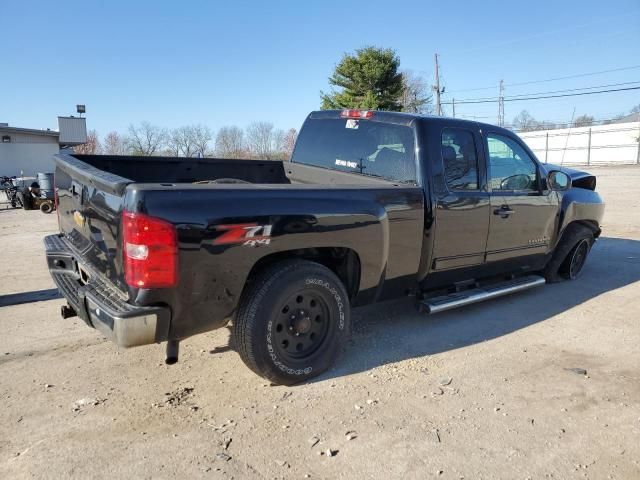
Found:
44,234 -> 170,348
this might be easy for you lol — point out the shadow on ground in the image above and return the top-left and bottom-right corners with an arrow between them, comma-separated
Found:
0,288 -> 62,307
315,236 -> 640,381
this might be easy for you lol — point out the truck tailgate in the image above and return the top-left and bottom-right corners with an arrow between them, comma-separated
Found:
54,155 -> 130,294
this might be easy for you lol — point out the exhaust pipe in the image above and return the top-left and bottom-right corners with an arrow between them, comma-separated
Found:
60,304 -> 77,319
166,340 -> 180,365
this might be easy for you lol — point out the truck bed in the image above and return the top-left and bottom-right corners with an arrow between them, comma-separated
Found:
52,153 -> 424,341
66,154 -> 401,196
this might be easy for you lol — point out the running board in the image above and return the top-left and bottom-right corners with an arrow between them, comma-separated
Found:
418,275 -> 546,314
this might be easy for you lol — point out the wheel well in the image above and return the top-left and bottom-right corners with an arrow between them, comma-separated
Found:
245,248 -> 361,300
576,220 -> 601,238
566,220 -> 601,238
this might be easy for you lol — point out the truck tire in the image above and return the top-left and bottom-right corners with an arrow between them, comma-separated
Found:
234,259 -> 350,385
543,224 -> 594,283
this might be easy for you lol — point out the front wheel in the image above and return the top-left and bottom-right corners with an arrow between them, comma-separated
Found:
543,224 -> 594,282
234,259 -> 350,385
559,237 -> 592,280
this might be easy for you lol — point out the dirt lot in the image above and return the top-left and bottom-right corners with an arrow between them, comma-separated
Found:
1,165 -> 639,479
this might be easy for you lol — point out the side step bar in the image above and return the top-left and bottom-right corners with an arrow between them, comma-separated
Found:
418,275 -> 546,314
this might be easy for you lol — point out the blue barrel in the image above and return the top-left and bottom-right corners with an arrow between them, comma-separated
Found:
36,172 -> 54,199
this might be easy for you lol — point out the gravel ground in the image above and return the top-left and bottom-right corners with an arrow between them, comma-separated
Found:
1,165 -> 639,479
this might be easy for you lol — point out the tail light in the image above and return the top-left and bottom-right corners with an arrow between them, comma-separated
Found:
122,210 -> 178,288
340,109 -> 374,119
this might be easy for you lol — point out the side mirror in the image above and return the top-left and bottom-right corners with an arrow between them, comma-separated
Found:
547,170 -> 571,191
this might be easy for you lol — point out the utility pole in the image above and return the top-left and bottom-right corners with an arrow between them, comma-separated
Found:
433,53 -> 442,116
452,98 -> 456,118
498,79 -> 505,127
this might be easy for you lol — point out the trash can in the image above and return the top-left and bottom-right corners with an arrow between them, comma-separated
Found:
36,172 -> 54,200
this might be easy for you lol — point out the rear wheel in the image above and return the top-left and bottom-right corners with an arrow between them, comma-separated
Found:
543,224 -> 594,282
234,259 -> 350,385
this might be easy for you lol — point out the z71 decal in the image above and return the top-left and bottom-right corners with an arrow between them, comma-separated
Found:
213,223 -> 273,247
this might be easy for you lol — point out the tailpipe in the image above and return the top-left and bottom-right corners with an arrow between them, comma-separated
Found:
165,340 -> 180,365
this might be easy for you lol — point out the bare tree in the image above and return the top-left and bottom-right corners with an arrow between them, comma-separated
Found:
166,128 -> 182,156
246,121 -> 272,159
103,131 -> 126,155
272,128 -> 286,159
167,127 -> 190,157
282,128 -> 297,160
572,115 -> 595,128
400,71 -> 432,114
191,125 -> 213,157
126,122 -> 167,156
215,126 -> 246,158
246,121 -> 285,160
512,110 -> 540,132
74,130 -> 101,154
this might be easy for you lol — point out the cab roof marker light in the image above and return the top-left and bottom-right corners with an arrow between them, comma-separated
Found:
340,110 -> 375,119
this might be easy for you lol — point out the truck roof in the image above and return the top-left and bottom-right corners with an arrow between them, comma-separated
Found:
308,110 -> 514,136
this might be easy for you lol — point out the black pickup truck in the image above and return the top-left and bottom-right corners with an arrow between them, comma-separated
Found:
45,110 -> 604,384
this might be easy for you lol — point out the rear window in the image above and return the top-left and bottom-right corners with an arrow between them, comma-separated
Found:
291,118 -> 416,183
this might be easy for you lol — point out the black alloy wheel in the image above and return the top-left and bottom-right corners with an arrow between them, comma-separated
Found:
273,291 -> 330,361
567,238 -> 590,279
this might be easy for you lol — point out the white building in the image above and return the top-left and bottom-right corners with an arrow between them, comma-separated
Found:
0,117 -> 87,177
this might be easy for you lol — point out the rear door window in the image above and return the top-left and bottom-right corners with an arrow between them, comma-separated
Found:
441,128 -> 479,191
291,118 -> 416,183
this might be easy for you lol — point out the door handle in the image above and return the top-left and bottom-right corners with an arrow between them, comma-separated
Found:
493,206 -> 514,218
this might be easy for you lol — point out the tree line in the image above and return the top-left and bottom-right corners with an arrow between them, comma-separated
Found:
75,46 -> 638,156
76,46 -> 430,158
75,122 -> 298,160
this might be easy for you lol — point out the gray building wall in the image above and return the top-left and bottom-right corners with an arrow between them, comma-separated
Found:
0,130 -> 60,177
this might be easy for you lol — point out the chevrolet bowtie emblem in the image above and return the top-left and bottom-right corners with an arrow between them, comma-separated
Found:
73,210 -> 86,227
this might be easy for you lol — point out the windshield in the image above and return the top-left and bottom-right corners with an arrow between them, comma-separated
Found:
291,118 -> 416,183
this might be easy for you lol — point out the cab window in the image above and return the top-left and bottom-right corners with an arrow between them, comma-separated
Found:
441,128 -> 479,191
486,134 -> 538,192
292,118 -> 416,183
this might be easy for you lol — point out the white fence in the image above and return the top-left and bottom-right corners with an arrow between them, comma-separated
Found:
517,121 -> 640,166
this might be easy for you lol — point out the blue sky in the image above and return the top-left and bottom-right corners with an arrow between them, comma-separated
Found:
2,0 -> 639,136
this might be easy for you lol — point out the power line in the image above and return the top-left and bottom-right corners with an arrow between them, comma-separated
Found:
453,81 -> 640,103
442,86 -> 640,105
446,65 -> 640,93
